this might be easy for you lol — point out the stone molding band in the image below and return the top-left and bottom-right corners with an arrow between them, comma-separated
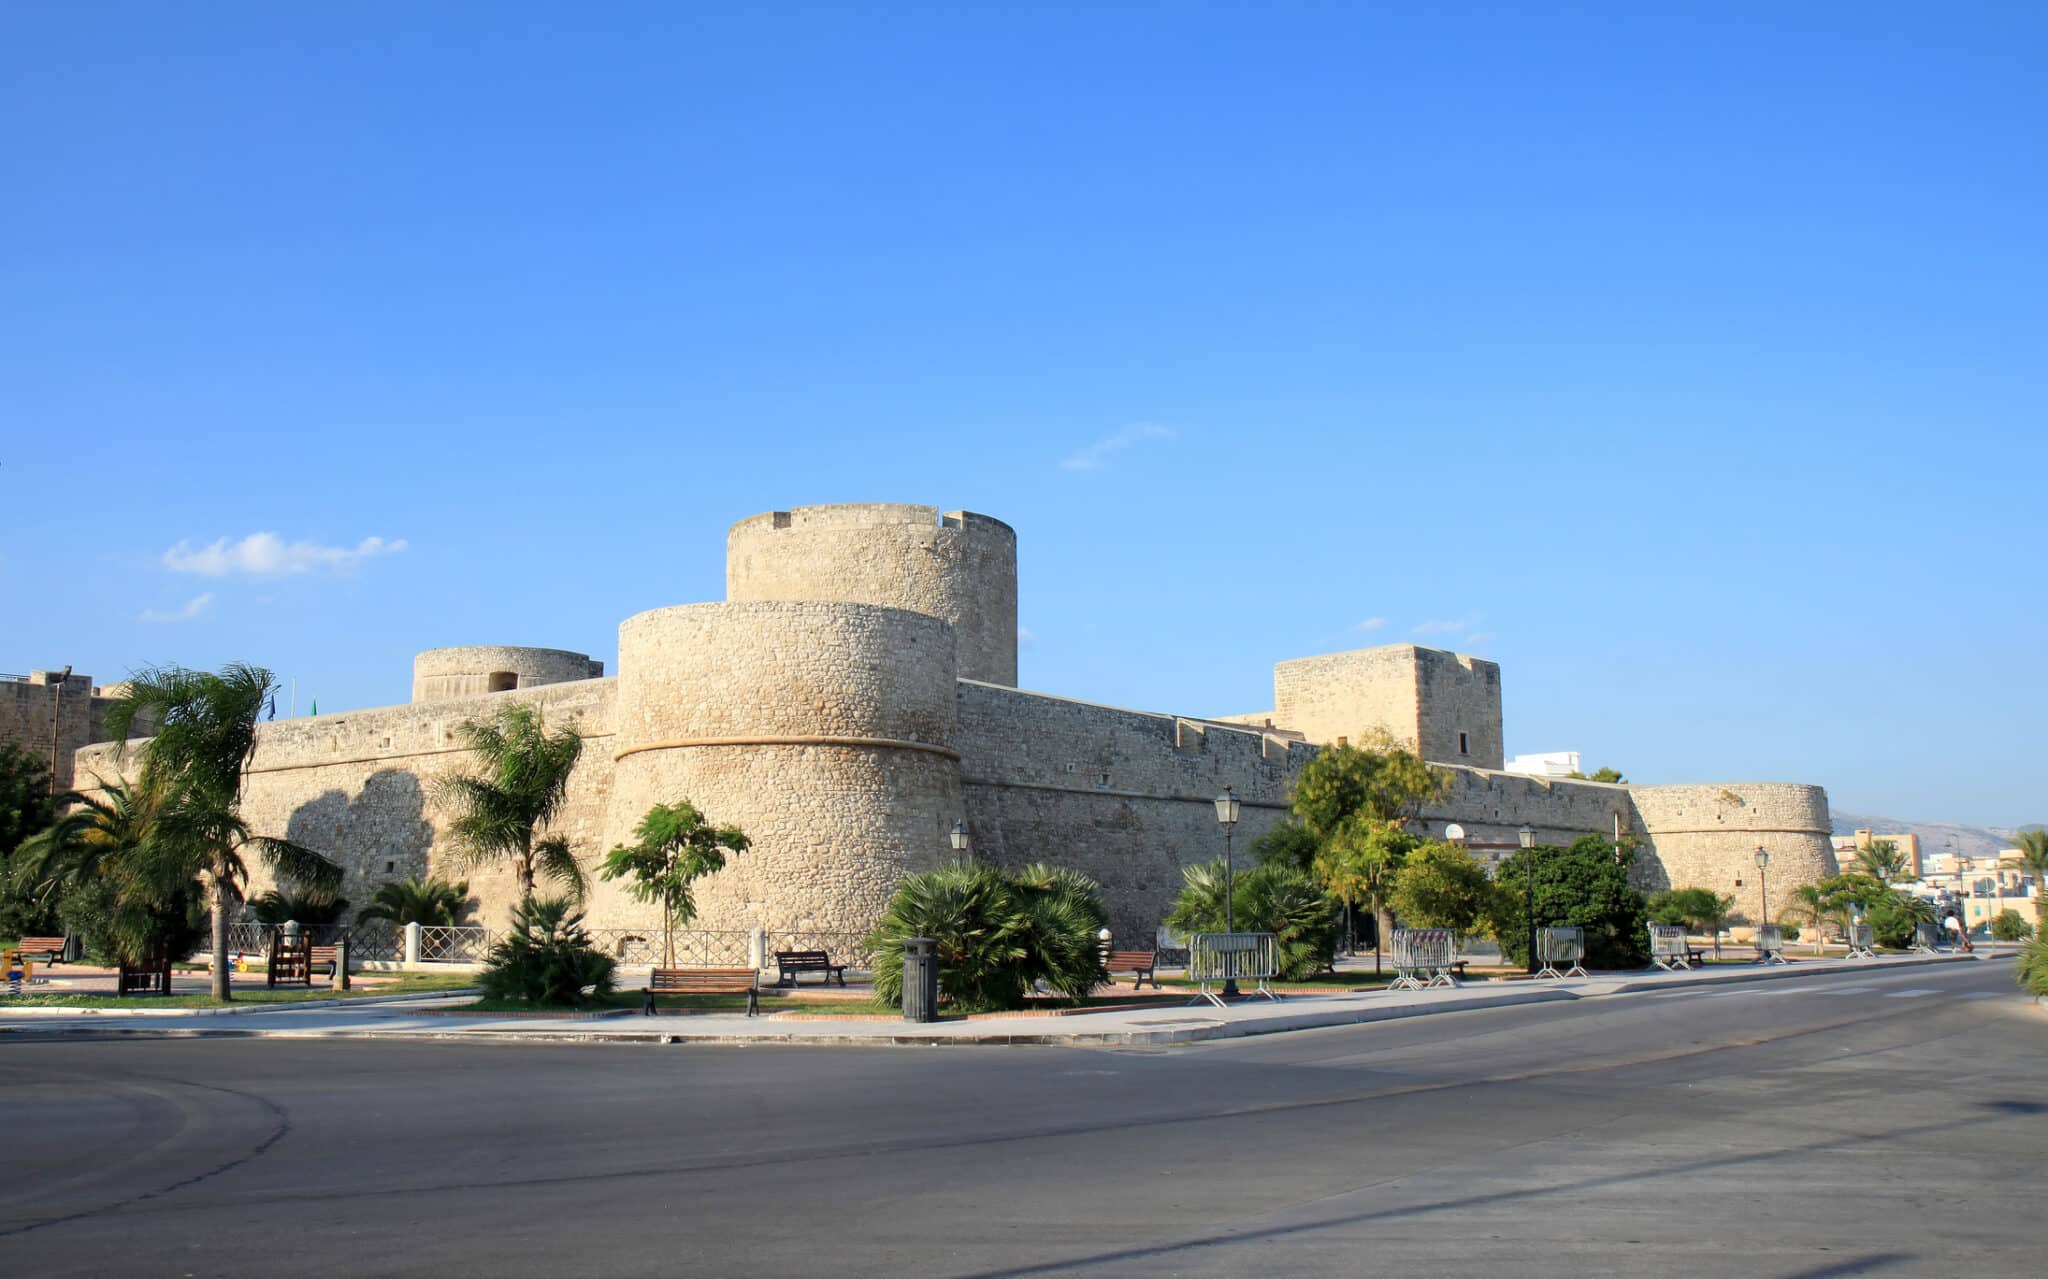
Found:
960,777 -> 1290,810
1649,827 -> 1832,837
613,735 -> 962,763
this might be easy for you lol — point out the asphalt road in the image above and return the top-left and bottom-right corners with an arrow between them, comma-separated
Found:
2,961 -> 2039,1278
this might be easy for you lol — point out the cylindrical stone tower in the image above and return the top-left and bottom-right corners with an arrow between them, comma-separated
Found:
604,601 -> 966,935
725,503 -> 1018,686
411,646 -> 605,703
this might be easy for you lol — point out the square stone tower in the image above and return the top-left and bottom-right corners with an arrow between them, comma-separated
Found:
1271,644 -> 1503,768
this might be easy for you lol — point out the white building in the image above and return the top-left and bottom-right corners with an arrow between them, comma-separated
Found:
1502,750 -> 1582,779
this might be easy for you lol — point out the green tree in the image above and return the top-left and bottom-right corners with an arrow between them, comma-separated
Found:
1647,886 -> 1735,957
435,704 -> 586,903
1165,859 -> 1341,980
248,887 -> 350,927
598,801 -> 750,967
0,742 -> 61,939
2010,827 -> 2048,915
1389,840 -> 1498,936
1312,820 -> 1416,973
11,779 -> 202,964
1851,839 -> 1913,885
355,876 -> 471,928
1485,835 -> 1651,969
1248,820 -> 1319,873
1289,738 -> 1449,843
866,862 -> 1108,1011
1566,767 -> 1628,783
106,664 -> 341,999
1989,909 -> 2034,942
1865,892 -> 1935,949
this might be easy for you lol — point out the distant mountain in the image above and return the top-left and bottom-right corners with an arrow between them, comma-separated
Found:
1830,812 -> 2033,863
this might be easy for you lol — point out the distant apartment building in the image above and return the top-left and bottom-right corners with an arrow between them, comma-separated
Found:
1919,846 -> 2040,933
1832,828 -> 1923,880
1502,750 -> 1582,779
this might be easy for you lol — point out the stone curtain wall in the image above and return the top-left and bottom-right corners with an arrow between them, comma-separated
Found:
410,646 -> 605,703
75,680 -> 622,932
956,681 -> 1307,940
726,503 -> 1019,686
607,601 -> 965,936
1270,645 -> 1504,769
2,671 -> 153,791
1413,649 -> 1505,770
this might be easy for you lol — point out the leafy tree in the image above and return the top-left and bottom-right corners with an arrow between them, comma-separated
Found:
1248,820 -> 1319,873
106,664 -> 341,998
1647,886 -> 1735,957
1312,820 -> 1417,973
0,742 -> 61,939
1289,737 -> 1449,842
1389,840 -> 1498,936
2017,931 -> 2048,999
867,862 -> 1108,1011
12,779 -> 203,965
2011,827 -> 2048,913
248,887 -> 350,927
478,895 -> 616,1007
1165,859 -> 1341,981
598,801 -> 750,967
1851,839 -> 1913,885
1485,835 -> 1651,969
1989,909 -> 2034,942
435,704 -> 586,902
1865,892 -> 1934,949
1566,767 -> 1628,783
355,876 -> 471,928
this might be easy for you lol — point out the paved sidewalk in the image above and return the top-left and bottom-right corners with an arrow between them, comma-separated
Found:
0,952 -> 1993,1047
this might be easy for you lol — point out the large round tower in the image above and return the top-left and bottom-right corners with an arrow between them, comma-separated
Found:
411,646 -> 604,703
604,601 -> 965,936
725,503 -> 1018,686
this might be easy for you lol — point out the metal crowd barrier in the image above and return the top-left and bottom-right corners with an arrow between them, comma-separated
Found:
1753,924 -> 1789,965
1844,922 -> 1878,960
1535,926 -> 1588,979
1648,924 -> 1692,971
1187,932 -> 1280,1007
1389,928 -> 1460,991
1911,922 -> 1941,955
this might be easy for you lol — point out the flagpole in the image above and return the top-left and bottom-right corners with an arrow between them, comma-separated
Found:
289,678 -> 297,719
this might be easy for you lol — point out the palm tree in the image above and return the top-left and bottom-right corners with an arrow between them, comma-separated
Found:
355,875 -> 471,928
107,664 -> 342,1000
598,802 -> 748,967
1851,839 -> 1911,885
10,780 -> 174,960
434,704 -> 586,903
1310,819 -> 1413,974
248,887 -> 350,927
2011,828 -> 2048,916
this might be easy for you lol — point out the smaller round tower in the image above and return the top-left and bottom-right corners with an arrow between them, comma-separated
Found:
725,503 -> 1018,686
411,646 -> 605,703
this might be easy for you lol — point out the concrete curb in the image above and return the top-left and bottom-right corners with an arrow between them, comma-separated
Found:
0,989 -> 481,1018
1592,952 -> 1977,997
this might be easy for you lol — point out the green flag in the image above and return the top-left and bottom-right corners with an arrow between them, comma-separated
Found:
310,698 -> 318,716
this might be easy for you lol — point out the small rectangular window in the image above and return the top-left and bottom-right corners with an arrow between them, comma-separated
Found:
1458,732 -> 1470,755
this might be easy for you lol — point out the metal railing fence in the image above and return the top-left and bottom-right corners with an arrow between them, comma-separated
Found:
417,925 -> 494,964
1753,924 -> 1789,965
1648,924 -> 1692,971
1844,923 -> 1878,959
1187,932 -> 1280,1006
1390,928 -> 1460,991
1536,927 -> 1588,979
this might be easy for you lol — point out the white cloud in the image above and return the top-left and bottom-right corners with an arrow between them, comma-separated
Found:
163,532 -> 408,577
140,592 -> 214,623
1060,423 -> 1175,472
1463,632 -> 1495,647
1018,625 -> 1039,650
1412,616 -> 1475,636
1354,617 -> 1387,633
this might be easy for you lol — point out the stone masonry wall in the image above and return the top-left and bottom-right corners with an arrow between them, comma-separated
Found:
956,681 -> 1308,940
2,671 -> 154,791
1414,649 -> 1505,770
726,503 -> 1019,686
411,646 -> 604,703
1627,783 -> 1838,927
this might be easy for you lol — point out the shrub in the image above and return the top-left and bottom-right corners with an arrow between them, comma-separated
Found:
1389,841 -> 1498,936
1990,910 -> 2035,942
2017,932 -> 2048,999
866,862 -> 1108,1011
356,875 -> 471,927
479,896 -> 616,1007
1166,860 -> 1341,981
249,888 -> 350,927
1486,835 -> 1651,969
1780,923 -> 1801,942
1865,892 -> 1935,950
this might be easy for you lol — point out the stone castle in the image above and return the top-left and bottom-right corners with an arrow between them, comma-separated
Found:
36,502 -> 1835,941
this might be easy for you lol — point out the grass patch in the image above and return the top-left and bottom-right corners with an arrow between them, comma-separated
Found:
454,990 -> 890,1015
0,970 -> 478,1009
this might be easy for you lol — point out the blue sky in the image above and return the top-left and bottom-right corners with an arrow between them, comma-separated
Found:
3,4 -> 2041,827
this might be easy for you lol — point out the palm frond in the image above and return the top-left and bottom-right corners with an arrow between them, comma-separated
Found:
534,835 -> 587,902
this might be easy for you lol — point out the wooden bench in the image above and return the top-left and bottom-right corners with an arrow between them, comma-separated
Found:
1104,949 -> 1160,990
309,945 -> 341,975
774,950 -> 848,987
644,966 -> 759,1016
15,937 -> 66,966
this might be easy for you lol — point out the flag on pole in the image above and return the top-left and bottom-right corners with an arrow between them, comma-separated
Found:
310,698 -> 318,716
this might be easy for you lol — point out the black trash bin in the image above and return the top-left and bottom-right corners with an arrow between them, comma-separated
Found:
902,937 -> 938,1023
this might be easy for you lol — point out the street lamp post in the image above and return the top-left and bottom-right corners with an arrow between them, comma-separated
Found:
1519,826 -> 1537,975
1754,846 -> 1772,956
950,819 -> 971,865
1215,787 -> 1241,998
